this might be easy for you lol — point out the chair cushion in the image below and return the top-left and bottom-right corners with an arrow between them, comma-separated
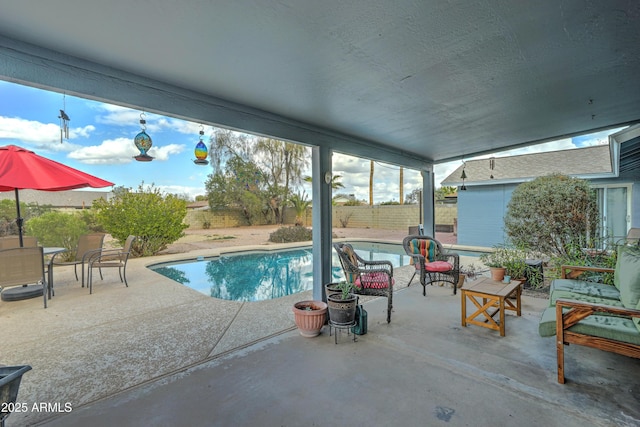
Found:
549,279 -> 621,305
616,246 -> 640,308
355,272 -> 394,289
635,299 -> 640,333
538,305 -> 640,344
407,238 -> 436,262
425,261 -> 452,272
341,245 -> 359,284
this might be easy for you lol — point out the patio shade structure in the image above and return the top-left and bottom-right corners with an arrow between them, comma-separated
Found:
0,145 -> 114,246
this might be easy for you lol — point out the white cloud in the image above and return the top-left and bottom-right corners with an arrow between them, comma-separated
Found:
0,116 -> 61,144
332,153 -> 422,203
68,137 -> 186,164
68,137 -> 138,164
155,184 -> 206,201
0,116 -> 94,153
150,144 -> 185,161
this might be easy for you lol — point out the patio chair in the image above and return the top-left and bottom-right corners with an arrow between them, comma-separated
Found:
51,232 -> 105,287
333,242 -> 394,323
0,235 -> 38,248
402,234 -> 460,296
0,246 -> 47,308
87,235 -> 135,294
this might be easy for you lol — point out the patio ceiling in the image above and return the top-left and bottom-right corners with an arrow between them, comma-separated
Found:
0,1 -> 639,166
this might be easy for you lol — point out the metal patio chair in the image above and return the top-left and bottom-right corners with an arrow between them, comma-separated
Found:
0,235 -> 38,249
51,232 -> 105,287
0,246 -> 47,308
87,235 -> 135,294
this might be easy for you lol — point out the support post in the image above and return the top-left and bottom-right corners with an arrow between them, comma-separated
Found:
421,169 -> 435,237
312,145 -> 333,302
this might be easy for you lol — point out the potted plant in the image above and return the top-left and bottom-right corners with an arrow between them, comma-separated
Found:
480,246 -> 509,281
292,300 -> 328,337
459,263 -> 480,288
326,281 -> 358,326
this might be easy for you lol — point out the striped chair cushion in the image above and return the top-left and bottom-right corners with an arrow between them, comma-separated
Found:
407,238 -> 437,263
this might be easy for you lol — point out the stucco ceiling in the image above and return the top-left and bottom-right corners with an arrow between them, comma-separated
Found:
0,1 -> 639,165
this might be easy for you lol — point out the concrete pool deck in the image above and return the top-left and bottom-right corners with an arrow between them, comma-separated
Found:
1,227 -> 639,426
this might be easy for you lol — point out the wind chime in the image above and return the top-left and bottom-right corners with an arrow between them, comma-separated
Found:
58,94 -> 70,143
133,112 -> 154,162
489,157 -> 495,179
193,125 -> 209,165
460,161 -> 467,191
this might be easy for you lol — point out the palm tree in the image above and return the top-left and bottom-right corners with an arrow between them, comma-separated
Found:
289,191 -> 311,226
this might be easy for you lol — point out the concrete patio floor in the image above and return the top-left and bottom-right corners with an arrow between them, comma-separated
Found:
1,234 -> 639,426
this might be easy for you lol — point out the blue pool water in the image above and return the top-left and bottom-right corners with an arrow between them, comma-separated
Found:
150,242 -> 414,302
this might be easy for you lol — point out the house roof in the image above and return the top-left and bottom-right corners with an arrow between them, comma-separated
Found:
0,189 -> 111,208
441,145 -> 613,187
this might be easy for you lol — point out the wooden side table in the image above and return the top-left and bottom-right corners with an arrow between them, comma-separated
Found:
461,277 -> 522,336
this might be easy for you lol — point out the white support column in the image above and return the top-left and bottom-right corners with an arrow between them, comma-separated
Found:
312,145 -> 333,301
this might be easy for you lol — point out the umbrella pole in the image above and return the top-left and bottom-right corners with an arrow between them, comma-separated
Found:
15,188 -> 24,247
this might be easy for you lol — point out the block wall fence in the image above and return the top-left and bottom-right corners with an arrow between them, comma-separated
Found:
185,203 -> 457,232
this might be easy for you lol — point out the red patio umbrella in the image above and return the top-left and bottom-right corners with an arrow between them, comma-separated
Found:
0,145 -> 114,246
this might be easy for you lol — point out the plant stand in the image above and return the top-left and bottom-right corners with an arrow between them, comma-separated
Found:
329,318 -> 357,344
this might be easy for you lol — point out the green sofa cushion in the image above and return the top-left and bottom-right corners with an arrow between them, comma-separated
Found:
616,246 -> 640,308
635,299 -> 640,333
538,306 -> 557,337
549,279 -> 621,305
538,305 -> 640,345
550,290 -> 625,307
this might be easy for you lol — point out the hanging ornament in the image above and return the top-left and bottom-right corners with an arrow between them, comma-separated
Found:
489,157 -> 495,179
193,125 -> 209,165
460,162 -> 467,191
134,112 -> 154,162
58,93 -> 70,143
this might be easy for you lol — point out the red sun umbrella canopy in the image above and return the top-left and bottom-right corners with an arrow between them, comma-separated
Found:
0,145 -> 114,246
0,145 -> 114,191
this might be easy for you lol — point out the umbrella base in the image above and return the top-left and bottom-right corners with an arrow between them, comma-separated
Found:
1,284 -> 43,301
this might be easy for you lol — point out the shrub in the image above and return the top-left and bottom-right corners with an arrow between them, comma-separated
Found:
25,211 -> 89,261
93,184 -> 189,257
268,226 -> 312,243
504,174 -> 598,257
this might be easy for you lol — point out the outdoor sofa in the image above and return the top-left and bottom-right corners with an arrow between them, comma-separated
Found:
538,246 -> 640,383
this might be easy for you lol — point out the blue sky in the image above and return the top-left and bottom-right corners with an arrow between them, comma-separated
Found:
0,80 -> 624,203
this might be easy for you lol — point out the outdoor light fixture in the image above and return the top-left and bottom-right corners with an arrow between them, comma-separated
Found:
460,165 -> 467,191
134,112 -> 154,162
193,125 -> 209,165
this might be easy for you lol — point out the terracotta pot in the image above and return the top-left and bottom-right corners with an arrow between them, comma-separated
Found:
490,267 -> 506,282
292,300 -> 327,337
457,273 -> 465,289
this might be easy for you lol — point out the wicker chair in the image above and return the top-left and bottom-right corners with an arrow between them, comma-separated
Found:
333,242 -> 394,323
402,235 -> 460,296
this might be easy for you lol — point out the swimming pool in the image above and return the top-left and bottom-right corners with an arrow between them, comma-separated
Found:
150,242 -> 414,302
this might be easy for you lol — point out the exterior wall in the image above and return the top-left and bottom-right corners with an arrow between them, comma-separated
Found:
457,184 -> 516,247
186,204 -> 456,232
458,176 -> 640,248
